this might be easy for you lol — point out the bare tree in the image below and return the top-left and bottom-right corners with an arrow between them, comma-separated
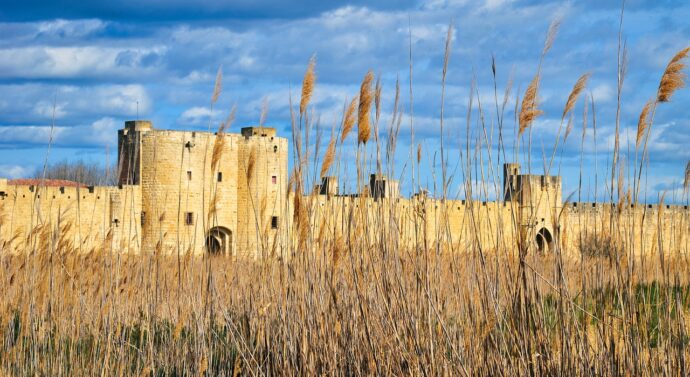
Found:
34,159 -> 116,186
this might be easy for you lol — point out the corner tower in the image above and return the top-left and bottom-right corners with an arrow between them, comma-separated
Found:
118,120 -> 153,185
503,163 -> 521,201
117,120 -> 153,185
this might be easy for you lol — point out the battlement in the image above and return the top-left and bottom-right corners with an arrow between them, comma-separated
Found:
124,120 -> 153,132
241,127 -> 276,138
0,121 -> 686,258
564,201 -> 690,214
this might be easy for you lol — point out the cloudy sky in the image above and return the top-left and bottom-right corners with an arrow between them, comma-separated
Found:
0,0 -> 688,202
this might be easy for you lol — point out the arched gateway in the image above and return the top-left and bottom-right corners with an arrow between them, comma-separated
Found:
536,227 -> 554,254
205,227 -> 233,255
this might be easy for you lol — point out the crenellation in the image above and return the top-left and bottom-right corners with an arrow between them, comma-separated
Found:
0,123 -> 686,258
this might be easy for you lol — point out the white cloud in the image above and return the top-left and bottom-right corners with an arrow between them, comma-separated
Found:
179,106 -> 213,125
36,19 -> 105,38
0,117 -> 121,148
0,46 -> 165,79
0,164 -> 32,179
33,101 -> 67,119
590,83 -> 613,103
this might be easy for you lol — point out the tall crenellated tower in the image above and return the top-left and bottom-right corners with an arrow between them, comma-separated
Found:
118,120 -> 153,185
503,163 -> 521,201
502,162 -> 563,253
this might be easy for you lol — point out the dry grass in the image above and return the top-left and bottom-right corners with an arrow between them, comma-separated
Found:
300,56 -> 316,116
320,134 -> 336,178
562,73 -> 590,121
636,99 -> 653,148
657,47 -> 690,103
0,249 -> 688,375
357,71 -> 374,145
518,74 -> 542,137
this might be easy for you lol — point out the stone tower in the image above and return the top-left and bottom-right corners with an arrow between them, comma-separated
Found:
118,120 -> 153,185
503,163 -> 521,201
503,163 -> 562,252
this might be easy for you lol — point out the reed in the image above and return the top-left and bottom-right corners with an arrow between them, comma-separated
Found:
340,96 -> 358,144
357,71 -> 374,145
518,74 -> 542,137
300,56 -> 316,116
657,47 -> 690,103
636,99 -> 652,148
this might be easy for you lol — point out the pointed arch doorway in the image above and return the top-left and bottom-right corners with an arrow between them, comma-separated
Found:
535,227 -> 554,254
206,226 -> 233,256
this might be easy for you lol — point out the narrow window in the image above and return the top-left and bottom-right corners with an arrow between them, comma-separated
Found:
272,175 -> 277,184
185,212 -> 194,225
271,216 -> 279,229
141,211 -> 146,226
217,172 -> 223,182
187,171 -> 192,180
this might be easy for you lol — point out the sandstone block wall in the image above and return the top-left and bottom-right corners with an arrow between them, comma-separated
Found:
0,122 -> 687,259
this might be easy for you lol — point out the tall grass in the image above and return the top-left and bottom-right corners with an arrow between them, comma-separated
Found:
1,14 -> 689,377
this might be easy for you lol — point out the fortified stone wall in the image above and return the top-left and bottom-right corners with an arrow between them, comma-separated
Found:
0,179 -> 141,253
560,202 -> 690,257
0,121 -> 687,259
302,195 -> 520,254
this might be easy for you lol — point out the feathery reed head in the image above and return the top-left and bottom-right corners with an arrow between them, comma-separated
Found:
358,71 -> 374,145
246,146 -> 257,185
259,96 -> 269,126
636,99 -> 653,148
374,76 -> 382,124
564,113 -> 574,142
417,143 -> 422,164
684,161 -> 690,191
300,56 -> 316,115
542,17 -> 562,56
518,74 -> 543,137
320,135 -> 336,178
341,96 -> 358,143
443,22 -> 453,78
658,47 -> 690,103
211,65 -> 222,104
212,106 -> 236,171
562,73 -> 590,120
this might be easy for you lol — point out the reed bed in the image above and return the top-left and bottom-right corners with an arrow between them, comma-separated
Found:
1,13 -> 690,376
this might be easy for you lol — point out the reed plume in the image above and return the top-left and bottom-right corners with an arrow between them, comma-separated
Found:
417,143 -> 422,164
518,74 -> 542,136
562,73 -> 590,120
320,135 -> 336,178
636,99 -> 653,148
212,106 -> 236,171
331,235 -> 344,269
259,96 -> 269,126
211,66 -> 222,104
375,76 -> 382,124
564,113 -> 574,142
357,71 -> 374,145
684,161 -> 690,191
657,46 -> 690,102
246,146 -> 257,185
300,56 -> 316,115
542,17 -> 562,56
341,96 -> 358,143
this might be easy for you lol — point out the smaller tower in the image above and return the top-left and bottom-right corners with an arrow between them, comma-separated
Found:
319,176 -> 339,197
118,120 -> 152,185
369,174 -> 399,200
503,163 -> 521,202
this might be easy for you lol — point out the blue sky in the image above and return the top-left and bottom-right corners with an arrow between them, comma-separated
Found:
0,0 -> 688,203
